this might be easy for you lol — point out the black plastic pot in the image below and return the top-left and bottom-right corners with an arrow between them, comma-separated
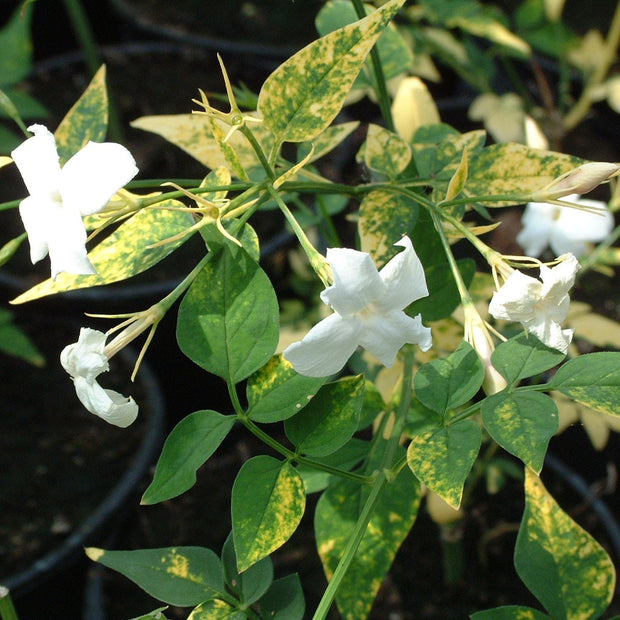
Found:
0,316 -> 166,619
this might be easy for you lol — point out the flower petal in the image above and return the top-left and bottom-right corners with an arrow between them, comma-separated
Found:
73,376 -> 139,427
11,124 -> 62,199
283,313 -> 363,377
359,309 -> 432,367
550,196 -> 614,256
516,201 -> 555,257
18,195 -> 54,264
60,328 -> 108,382
523,317 -> 573,354
539,254 -> 579,305
488,270 -> 542,322
320,247 -> 385,316
377,236 -> 429,311
59,141 -> 138,216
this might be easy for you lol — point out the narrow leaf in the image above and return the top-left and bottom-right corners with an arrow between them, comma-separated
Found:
55,65 -> 108,163
142,410 -> 235,505
258,0 -> 406,143
85,546 -> 225,607
232,457 -> 305,572
515,470 -> 616,619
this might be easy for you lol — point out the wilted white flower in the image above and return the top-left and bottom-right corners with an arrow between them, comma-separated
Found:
283,236 -> 432,377
488,253 -> 580,354
61,328 -> 138,427
11,124 -> 138,279
518,194 -> 614,257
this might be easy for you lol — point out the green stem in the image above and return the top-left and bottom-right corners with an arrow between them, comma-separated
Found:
351,0 -> 394,131
578,222 -> 620,273
562,0 -> 620,132
439,522 -> 465,586
60,0 -> 124,143
158,251 -> 213,312
312,472 -> 387,620
0,587 -> 19,620
312,348 -> 416,619
240,125 -> 276,181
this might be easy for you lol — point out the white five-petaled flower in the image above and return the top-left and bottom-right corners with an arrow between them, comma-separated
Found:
517,194 -> 614,257
488,253 -> 580,354
11,124 -> 138,279
61,328 -> 138,427
283,236 -> 432,377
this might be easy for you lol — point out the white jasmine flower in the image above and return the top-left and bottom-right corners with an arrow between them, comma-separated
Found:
11,124 -> 138,279
518,194 -> 614,257
61,328 -> 138,427
283,236 -> 432,377
488,254 -> 580,354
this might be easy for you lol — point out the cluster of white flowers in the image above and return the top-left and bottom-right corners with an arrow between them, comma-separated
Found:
10,127 -> 615,425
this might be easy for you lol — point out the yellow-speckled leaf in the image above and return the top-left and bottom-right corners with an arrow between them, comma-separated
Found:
11,200 -> 195,303
298,121 -> 360,163
0,156 -> 12,169
204,113 -> 249,181
258,0 -> 406,144
189,599 -> 245,619
315,455 -> 421,620
470,605 -> 550,619
481,391 -> 558,473
465,144 -> 584,207
407,420 -> 481,509
444,146 -> 469,201
55,65 -> 108,163
85,546 -> 225,607
359,190 -> 419,263
515,470 -> 616,619
131,113 -> 273,176
359,123 -> 411,178
232,456 -> 305,572
550,352 -> 620,417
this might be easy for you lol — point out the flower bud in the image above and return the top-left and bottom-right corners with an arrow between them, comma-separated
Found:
532,162 -> 620,201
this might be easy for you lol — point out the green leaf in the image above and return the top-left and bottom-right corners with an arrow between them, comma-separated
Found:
55,65 -> 108,163
515,470 -> 616,619
550,352 -> 620,417
85,546 -> 225,607
129,607 -> 170,620
470,606 -> 550,619
315,458 -> 421,619
246,354 -> 327,423
491,333 -> 565,387
142,410 -> 235,505
465,144 -> 584,207
407,419 -> 481,508
188,599 -> 244,619
0,3 -> 33,87
258,574 -> 305,620
285,375 -> 365,457
132,113 -> 275,177
414,341 -> 484,416
221,533 -> 273,606
177,241 -> 279,383
258,0 -> 406,143
12,201 -> 195,303
315,0 -> 413,91
359,123 -> 411,178
0,308 -> 44,366
358,190 -> 419,265
232,456 -> 305,572
481,392 -> 558,473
